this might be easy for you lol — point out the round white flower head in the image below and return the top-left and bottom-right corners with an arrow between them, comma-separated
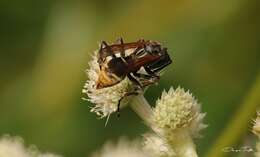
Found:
149,87 -> 207,157
0,135 -> 28,157
152,87 -> 207,138
82,52 -> 136,118
0,135 -> 62,157
91,138 -> 154,157
37,153 -> 62,157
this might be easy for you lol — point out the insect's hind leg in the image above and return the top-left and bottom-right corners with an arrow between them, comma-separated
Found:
117,73 -> 143,117
117,90 -> 139,117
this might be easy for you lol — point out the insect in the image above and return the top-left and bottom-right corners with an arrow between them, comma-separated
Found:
96,38 -> 172,115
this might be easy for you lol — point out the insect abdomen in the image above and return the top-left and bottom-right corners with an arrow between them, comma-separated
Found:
96,68 -> 121,89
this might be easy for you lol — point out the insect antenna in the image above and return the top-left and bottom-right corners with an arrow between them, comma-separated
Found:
116,37 -> 124,44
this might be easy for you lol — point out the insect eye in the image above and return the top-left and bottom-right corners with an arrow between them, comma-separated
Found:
144,42 -> 162,55
145,45 -> 153,53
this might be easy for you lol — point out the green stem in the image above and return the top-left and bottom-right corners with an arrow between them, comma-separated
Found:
130,95 -> 153,125
170,129 -> 198,157
129,94 -> 163,134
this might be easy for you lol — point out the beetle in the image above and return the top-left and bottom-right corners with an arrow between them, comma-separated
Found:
96,38 -> 172,115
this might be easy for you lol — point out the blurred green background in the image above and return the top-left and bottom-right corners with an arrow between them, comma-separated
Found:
0,0 -> 259,157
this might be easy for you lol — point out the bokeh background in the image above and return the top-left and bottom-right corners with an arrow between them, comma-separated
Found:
0,0 -> 260,157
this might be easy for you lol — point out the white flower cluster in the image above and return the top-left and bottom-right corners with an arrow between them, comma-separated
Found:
0,135 -> 61,157
91,138 -> 154,157
145,87 -> 207,157
152,87 -> 207,138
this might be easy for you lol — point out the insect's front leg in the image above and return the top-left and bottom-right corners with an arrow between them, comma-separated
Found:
115,73 -> 143,117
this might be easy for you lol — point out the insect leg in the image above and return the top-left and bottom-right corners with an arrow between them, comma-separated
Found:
118,37 -> 125,57
134,71 -> 160,80
100,41 -> 108,49
116,37 -> 124,46
133,72 -> 160,87
146,61 -> 172,73
144,67 -> 155,75
117,90 -> 139,117
127,73 -> 143,90
116,37 -> 123,44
